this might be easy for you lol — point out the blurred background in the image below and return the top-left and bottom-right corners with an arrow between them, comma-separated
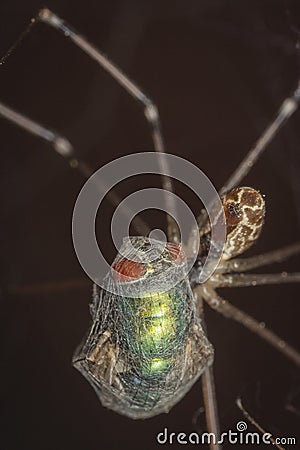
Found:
1,0 -> 300,449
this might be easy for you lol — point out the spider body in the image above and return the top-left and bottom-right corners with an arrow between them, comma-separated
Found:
221,187 -> 265,260
198,187 -> 265,263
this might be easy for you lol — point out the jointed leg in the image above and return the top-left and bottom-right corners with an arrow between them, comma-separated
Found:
193,287 -> 222,449
198,286 -> 300,367
214,272 -> 300,288
10,243 -> 300,293
201,367 -> 221,449
0,8 -> 178,240
220,81 -> 300,195
0,101 -> 150,236
37,9 -> 179,242
236,397 -> 285,450
218,242 -> 300,273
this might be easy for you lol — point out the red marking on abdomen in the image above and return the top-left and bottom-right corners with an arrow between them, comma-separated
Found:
166,243 -> 186,264
112,257 -> 146,282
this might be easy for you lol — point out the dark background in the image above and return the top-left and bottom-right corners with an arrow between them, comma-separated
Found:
1,1 -> 300,449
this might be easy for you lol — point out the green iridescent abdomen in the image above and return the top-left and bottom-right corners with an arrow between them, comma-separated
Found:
73,237 -> 214,419
119,284 -> 187,380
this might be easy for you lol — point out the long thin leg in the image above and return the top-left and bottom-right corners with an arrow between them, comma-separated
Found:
199,286 -> 300,367
201,368 -> 221,449
196,82 -> 300,228
37,9 -> 179,242
0,101 -> 149,236
193,287 -> 222,449
218,242 -> 300,273
0,8 -> 179,241
214,272 -> 300,288
236,398 -> 285,450
220,81 -> 300,195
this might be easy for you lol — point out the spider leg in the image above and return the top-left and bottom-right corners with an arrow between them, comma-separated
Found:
236,397 -> 285,450
215,272 -> 300,287
218,242 -> 300,273
198,286 -> 300,367
0,8 -> 180,239
201,368 -> 221,448
10,243 -> 300,297
0,100 -> 149,236
36,8 -> 179,242
193,287 -> 221,448
220,81 -> 300,194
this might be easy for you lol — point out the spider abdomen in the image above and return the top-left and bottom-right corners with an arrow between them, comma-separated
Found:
222,187 -> 265,260
198,187 -> 265,261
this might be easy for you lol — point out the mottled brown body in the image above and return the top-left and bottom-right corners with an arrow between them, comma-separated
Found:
199,187 -> 265,261
221,187 -> 265,260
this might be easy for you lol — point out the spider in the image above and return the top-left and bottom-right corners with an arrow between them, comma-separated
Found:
1,4 -> 300,450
